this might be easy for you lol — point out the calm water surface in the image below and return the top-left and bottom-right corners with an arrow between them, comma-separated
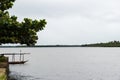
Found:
1,47 -> 120,80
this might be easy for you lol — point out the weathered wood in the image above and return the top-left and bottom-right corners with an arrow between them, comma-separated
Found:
1,53 -> 30,55
9,61 -> 28,64
0,53 -> 30,64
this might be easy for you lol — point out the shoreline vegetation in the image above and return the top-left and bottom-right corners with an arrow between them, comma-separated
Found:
0,41 -> 120,47
81,41 -> 120,47
0,55 -> 9,80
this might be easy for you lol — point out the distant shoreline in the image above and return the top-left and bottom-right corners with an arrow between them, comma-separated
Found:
0,41 -> 120,47
0,45 -> 120,48
0,45 -> 83,48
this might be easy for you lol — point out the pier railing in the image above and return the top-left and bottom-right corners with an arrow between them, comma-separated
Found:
1,53 -> 30,64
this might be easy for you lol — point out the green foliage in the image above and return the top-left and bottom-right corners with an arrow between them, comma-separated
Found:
81,41 -> 120,47
0,74 -> 6,80
0,0 -> 47,46
0,56 -> 6,62
0,0 -> 15,11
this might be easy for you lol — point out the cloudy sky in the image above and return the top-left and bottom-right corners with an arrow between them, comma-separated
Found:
9,0 -> 120,45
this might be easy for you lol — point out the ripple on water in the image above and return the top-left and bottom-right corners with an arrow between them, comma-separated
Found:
9,71 -> 42,80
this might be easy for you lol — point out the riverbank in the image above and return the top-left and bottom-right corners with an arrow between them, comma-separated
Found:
0,68 -> 7,80
0,55 -> 9,80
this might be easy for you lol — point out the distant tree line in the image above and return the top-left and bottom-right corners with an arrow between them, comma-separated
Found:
81,41 -> 120,47
0,0 -> 47,46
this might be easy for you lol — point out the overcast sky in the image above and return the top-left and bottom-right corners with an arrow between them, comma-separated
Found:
9,0 -> 120,45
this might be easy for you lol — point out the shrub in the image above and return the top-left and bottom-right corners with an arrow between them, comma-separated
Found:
0,56 -> 6,62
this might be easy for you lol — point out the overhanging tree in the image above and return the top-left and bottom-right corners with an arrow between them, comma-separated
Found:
0,0 -> 47,46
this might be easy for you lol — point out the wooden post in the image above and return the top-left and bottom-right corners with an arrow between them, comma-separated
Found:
20,53 -> 21,61
22,54 -> 24,61
12,54 -> 15,62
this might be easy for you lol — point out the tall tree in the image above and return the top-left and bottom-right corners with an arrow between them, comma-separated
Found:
0,0 -> 47,46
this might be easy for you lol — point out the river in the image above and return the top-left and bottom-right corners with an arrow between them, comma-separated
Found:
1,47 -> 120,80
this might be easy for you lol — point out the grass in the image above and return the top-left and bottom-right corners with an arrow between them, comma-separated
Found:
0,74 -> 6,80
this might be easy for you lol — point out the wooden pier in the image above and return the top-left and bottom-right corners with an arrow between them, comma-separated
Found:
1,53 -> 30,64
0,52 -> 30,80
